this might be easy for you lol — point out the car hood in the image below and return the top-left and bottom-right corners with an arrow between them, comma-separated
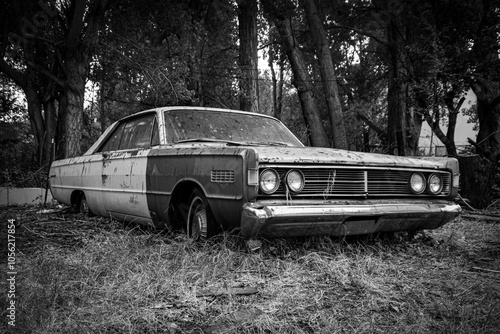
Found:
251,146 -> 453,170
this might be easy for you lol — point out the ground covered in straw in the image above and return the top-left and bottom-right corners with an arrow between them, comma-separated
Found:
1,205 -> 499,333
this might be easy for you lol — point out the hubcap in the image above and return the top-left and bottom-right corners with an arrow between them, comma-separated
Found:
80,197 -> 89,215
189,197 -> 208,240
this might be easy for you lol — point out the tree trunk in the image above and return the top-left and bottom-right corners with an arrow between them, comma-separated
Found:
55,0 -> 105,158
383,0 -> 423,156
1,0 -> 107,161
237,0 -> 259,113
277,57 -> 284,118
278,18 -> 330,147
440,95 -> 464,157
420,86 -> 458,157
471,78 -> 500,161
414,84 -> 460,157
0,58 -> 52,167
58,58 -> 86,158
186,32 -> 205,106
469,0 -> 500,162
457,155 -> 495,209
424,113 -> 457,157
262,0 -> 330,147
268,38 -> 285,120
302,0 -> 348,149
268,42 -> 279,118
357,110 -> 387,144
42,98 -> 57,165
386,18 -> 407,156
406,103 -> 422,155
24,85 -> 45,163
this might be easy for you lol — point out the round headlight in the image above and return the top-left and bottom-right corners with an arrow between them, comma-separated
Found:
286,169 -> 305,193
410,173 -> 426,194
259,169 -> 280,194
427,173 -> 443,194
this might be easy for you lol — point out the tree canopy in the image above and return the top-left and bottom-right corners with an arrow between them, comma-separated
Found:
1,0 -> 499,169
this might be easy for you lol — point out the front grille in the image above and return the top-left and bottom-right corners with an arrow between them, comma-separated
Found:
367,170 -> 415,194
263,166 -> 451,198
299,169 -> 365,195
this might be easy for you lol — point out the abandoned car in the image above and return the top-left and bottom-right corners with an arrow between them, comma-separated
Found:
49,107 -> 461,240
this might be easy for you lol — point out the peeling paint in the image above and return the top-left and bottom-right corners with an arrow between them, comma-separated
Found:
129,194 -> 139,204
252,146 -> 447,169
49,106 -> 461,239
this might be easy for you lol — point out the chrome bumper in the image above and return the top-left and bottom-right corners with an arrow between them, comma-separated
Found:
239,199 -> 461,238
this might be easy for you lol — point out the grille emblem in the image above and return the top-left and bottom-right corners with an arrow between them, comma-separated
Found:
323,170 -> 336,197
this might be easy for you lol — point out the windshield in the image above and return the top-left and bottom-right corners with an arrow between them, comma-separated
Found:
164,109 -> 304,147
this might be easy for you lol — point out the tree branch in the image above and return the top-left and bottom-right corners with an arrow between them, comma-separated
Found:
66,0 -> 86,51
330,25 -> 389,47
487,95 -> 500,112
455,96 -> 466,112
356,110 -> 387,142
468,137 -> 494,162
258,40 -> 277,50
26,60 -> 65,88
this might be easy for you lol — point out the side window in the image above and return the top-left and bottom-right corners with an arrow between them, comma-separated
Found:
98,123 -> 126,152
98,113 -> 157,152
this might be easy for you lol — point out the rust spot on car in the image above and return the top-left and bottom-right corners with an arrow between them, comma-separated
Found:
129,194 -> 139,204
102,153 -> 111,168
49,107 -> 462,240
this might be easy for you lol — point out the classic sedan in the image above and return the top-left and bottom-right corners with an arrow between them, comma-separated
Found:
49,107 -> 461,241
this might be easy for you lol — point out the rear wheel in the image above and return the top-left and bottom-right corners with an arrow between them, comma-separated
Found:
78,194 -> 93,217
187,189 -> 214,241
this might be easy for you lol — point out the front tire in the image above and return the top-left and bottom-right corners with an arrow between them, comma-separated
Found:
187,189 -> 214,241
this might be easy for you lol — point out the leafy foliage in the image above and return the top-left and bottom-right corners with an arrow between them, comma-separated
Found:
0,0 -> 499,171
0,75 -> 45,187
90,0 -> 241,126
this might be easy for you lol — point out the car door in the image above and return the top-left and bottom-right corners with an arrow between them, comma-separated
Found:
97,113 -> 160,224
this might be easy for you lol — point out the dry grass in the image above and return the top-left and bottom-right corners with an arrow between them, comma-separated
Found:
1,206 -> 499,334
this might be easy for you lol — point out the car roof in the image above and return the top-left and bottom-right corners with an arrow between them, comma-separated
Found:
120,106 -> 278,122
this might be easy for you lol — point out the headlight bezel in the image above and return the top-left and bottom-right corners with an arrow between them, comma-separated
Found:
409,172 -> 426,194
259,168 -> 280,194
427,173 -> 443,195
285,169 -> 305,193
